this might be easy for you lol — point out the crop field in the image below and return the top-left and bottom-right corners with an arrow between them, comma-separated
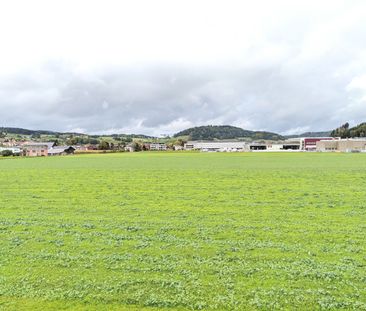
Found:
0,152 -> 366,310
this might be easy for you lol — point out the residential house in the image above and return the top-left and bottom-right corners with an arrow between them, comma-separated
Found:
149,143 -> 167,151
23,142 -> 55,156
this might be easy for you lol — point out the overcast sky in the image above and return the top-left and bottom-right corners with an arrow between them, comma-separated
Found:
1,0 -> 366,136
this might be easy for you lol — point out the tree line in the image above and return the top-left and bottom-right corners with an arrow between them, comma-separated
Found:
331,122 -> 366,138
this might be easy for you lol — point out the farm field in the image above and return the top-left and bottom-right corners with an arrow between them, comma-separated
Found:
0,152 -> 366,310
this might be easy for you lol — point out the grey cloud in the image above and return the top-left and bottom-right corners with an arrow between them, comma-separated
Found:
1,55 -> 366,135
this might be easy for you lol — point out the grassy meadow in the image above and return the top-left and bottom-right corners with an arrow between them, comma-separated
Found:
0,152 -> 365,310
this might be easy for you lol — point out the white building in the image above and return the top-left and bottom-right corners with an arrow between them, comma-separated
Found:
184,141 -> 247,152
150,143 -> 167,151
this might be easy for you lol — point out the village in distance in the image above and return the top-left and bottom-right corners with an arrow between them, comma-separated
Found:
1,122 -> 365,157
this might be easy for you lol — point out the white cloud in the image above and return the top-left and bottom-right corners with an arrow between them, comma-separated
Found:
0,0 -> 366,135
347,75 -> 366,91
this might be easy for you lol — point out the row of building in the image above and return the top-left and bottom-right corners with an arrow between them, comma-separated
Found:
0,141 -> 170,156
0,142 -> 76,156
183,137 -> 366,153
2,137 -> 366,156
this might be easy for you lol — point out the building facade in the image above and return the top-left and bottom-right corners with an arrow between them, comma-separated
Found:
47,146 -> 75,156
317,139 -> 366,152
23,143 -> 52,156
149,143 -> 167,151
184,141 -> 247,152
299,137 -> 334,151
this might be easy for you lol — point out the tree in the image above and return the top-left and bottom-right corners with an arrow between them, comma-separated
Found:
31,133 -> 41,139
98,141 -> 110,150
1,150 -> 13,157
331,122 -> 350,138
132,141 -> 142,152
89,138 -> 99,145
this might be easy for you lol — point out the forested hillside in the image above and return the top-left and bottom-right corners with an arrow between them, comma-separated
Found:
331,122 -> 366,138
285,131 -> 331,138
174,125 -> 284,140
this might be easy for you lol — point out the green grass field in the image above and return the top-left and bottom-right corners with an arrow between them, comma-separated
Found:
0,152 -> 365,310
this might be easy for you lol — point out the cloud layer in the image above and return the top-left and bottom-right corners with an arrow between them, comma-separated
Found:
1,0 -> 366,135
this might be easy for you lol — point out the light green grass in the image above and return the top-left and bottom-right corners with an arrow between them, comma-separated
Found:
0,152 -> 365,310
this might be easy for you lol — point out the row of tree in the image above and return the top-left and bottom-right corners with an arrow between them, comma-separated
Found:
331,122 -> 366,138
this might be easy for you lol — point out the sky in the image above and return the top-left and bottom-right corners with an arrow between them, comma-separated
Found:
1,0 -> 366,136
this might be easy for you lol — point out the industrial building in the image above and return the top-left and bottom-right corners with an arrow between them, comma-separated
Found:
184,141 -> 247,152
185,140 -> 302,152
316,139 -> 366,152
265,142 -> 300,151
249,143 -> 267,150
299,137 -> 334,151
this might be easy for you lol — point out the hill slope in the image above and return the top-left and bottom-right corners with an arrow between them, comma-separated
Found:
0,127 -> 62,136
0,127 -> 153,139
331,122 -> 366,138
285,131 -> 331,139
174,125 -> 284,140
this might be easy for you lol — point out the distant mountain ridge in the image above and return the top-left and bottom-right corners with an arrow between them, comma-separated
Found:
174,125 -> 285,141
284,131 -> 331,139
0,127 -> 63,136
2,125 -> 349,141
0,127 -> 154,139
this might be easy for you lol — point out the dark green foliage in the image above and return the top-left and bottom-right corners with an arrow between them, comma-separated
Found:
331,122 -> 366,138
349,123 -> 366,138
98,141 -> 110,150
0,127 -> 75,136
174,125 -> 284,140
30,133 -> 41,139
66,136 -> 97,145
0,127 -> 154,142
331,123 -> 350,138
0,150 -> 13,156
89,138 -> 100,145
132,141 -> 142,151
285,131 -> 332,138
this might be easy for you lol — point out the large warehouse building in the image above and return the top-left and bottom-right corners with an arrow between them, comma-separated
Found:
317,139 -> 366,152
184,141 -> 247,152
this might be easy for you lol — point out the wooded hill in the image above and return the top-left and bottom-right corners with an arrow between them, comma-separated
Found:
285,131 -> 331,139
331,122 -> 366,138
0,127 -> 153,139
0,127 -> 63,136
174,125 -> 285,141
